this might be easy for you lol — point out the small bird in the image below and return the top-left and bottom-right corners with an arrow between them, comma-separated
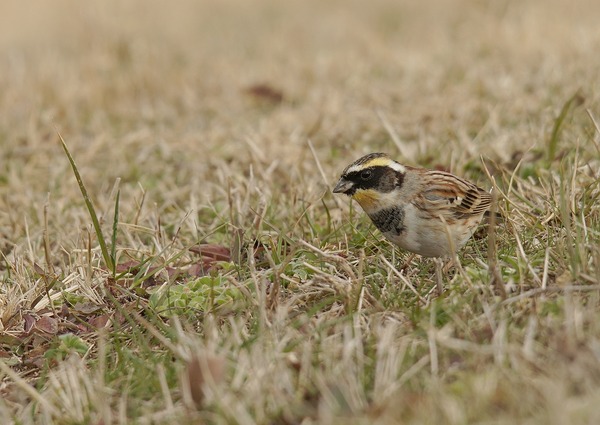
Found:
333,153 -> 492,258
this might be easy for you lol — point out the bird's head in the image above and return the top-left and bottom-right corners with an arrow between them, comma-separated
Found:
333,153 -> 406,210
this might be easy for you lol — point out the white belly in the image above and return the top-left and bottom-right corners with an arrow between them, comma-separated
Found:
381,204 -> 478,257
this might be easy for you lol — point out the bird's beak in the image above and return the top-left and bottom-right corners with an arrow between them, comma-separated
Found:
333,177 -> 354,194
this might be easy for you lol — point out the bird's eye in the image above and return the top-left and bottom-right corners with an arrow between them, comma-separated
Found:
361,170 -> 373,180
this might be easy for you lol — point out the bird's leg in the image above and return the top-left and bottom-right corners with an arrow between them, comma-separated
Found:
442,258 -> 455,274
399,253 -> 417,272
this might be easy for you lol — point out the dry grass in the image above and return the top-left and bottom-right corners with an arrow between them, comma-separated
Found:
1,0 -> 600,423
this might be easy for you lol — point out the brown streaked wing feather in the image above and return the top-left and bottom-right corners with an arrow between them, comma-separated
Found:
415,171 -> 491,218
453,187 -> 492,216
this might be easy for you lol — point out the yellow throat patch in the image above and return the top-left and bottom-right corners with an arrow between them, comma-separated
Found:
352,189 -> 379,210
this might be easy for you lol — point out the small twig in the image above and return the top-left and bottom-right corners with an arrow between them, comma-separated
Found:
487,188 -> 506,299
541,247 -> 551,290
130,311 -> 185,359
585,109 -> 600,156
513,230 -> 543,286
434,258 -> 444,296
297,239 -> 357,281
480,153 -> 529,212
380,255 -> 426,303
134,182 -> 147,226
264,244 -> 298,311
499,285 -> 600,307
307,139 -> 341,208
377,109 -> 404,154
40,195 -> 59,315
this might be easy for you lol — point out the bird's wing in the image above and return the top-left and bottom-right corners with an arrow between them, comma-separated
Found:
415,171 -> 492,219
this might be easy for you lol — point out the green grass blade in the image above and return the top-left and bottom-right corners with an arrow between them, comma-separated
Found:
111,189 -> 120,276
547,90 -> 583,164
59,133 -> 114,272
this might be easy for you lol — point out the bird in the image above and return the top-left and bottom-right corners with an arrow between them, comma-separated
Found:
333,153 -> 492,290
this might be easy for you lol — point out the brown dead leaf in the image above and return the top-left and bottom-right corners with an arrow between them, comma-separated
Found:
114,261 -> 163,288
187,263 -> 208,277
73,302 -> 103,315
165,267 -> 186,280
243,83 -> 284,105
72,323 -> 88,334
188,244 -> 232,277
23,344 -> 50,369
25,356 -> 45,369
59,303 -> 70,318
189,244 -> 231,262
115,246 -> 232,288
23,314 -> 36,334
115,260 -> 144,273
34,316 -> 58,335
88,314 -> 111,330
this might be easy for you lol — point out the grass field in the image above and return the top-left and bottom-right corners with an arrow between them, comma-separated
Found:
1,0 -> 600,423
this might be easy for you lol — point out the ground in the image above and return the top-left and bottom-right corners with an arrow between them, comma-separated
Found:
1,0 -> 600,423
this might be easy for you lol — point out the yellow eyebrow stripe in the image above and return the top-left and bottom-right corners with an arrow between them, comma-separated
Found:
362,157 -> 392,168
